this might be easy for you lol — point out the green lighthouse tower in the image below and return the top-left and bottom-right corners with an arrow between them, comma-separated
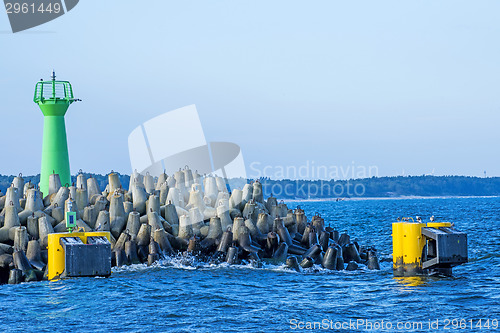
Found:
34,71 -> 79,197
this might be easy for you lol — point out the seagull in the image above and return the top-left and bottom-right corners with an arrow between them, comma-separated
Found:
430,216 -> 435,222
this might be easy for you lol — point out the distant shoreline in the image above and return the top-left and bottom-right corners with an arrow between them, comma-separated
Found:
285,195 -> 500,203
1,174 -> 500,199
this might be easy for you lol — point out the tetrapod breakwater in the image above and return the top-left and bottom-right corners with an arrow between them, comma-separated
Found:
0,168 -> 379,284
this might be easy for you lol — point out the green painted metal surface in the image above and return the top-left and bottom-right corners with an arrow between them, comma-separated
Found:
34,72 -> 78,196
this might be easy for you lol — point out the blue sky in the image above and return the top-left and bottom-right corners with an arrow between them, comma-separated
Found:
1,1 -> 499,179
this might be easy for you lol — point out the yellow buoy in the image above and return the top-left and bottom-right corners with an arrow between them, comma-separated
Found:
392,219 -> 466,277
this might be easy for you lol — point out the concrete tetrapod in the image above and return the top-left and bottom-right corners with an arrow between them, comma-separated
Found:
110,193 -> 127,238
26,240 -> 45,271
0,203 -> 21,242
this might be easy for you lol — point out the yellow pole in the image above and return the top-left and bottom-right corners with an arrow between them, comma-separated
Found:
392,222 -> 404,277
402,222 -> 426,276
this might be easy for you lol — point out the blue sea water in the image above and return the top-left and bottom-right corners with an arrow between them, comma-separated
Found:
0,197 -> 499,332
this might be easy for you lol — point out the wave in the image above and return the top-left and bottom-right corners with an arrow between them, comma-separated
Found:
111,254 -> 392,275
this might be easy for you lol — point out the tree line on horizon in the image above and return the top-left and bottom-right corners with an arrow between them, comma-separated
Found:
1,174 -> 499,199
